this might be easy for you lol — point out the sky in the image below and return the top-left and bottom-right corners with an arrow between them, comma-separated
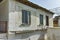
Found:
29,0 -> 60,17
29,0 -> 60,9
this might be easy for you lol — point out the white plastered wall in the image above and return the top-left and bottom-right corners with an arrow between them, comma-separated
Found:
58,17 -> 60,27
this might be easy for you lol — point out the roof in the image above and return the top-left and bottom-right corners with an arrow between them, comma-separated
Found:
54,15 -> 60,21
55,16 -> 60,18
16,0 -> 54,14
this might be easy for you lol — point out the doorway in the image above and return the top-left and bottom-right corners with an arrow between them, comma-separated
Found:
0,0 -> 8,33
0,21 -> 7,33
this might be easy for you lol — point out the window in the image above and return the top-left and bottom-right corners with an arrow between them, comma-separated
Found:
22,10 -> 31,25
40,14 -> 43,25
46,16 -> 49,26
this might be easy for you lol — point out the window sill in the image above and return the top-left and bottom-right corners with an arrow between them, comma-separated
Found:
37,24 -> 43,26
19,24 -> 30,27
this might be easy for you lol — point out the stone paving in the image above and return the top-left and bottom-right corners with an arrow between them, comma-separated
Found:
0,33 -> 7,40
0,33 -> 29,40
0,33 -> 45,40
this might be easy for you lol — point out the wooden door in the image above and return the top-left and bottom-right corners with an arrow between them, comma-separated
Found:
53,21 -> 58,27
0,21 -> 7,33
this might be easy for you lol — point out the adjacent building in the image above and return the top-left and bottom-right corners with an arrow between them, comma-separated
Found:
53,16 -> 60,27
0,0 -> 54,40
50,7 -> 60,27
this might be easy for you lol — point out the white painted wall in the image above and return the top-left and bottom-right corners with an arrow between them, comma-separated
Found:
0,0 -> 8,21
58,17 -> 60,27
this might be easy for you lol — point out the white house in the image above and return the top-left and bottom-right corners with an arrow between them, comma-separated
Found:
0,0 -> 54,40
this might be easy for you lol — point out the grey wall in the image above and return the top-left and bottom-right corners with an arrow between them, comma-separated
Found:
0,0 -> 8,21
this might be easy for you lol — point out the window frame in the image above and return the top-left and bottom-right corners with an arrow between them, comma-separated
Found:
22,10 -> 31,25
39,14 -> 44,25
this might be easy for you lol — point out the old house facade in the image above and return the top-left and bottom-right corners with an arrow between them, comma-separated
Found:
0,0 -> 54,40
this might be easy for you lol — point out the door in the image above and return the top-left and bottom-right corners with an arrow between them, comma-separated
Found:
0,21 -> 7,33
